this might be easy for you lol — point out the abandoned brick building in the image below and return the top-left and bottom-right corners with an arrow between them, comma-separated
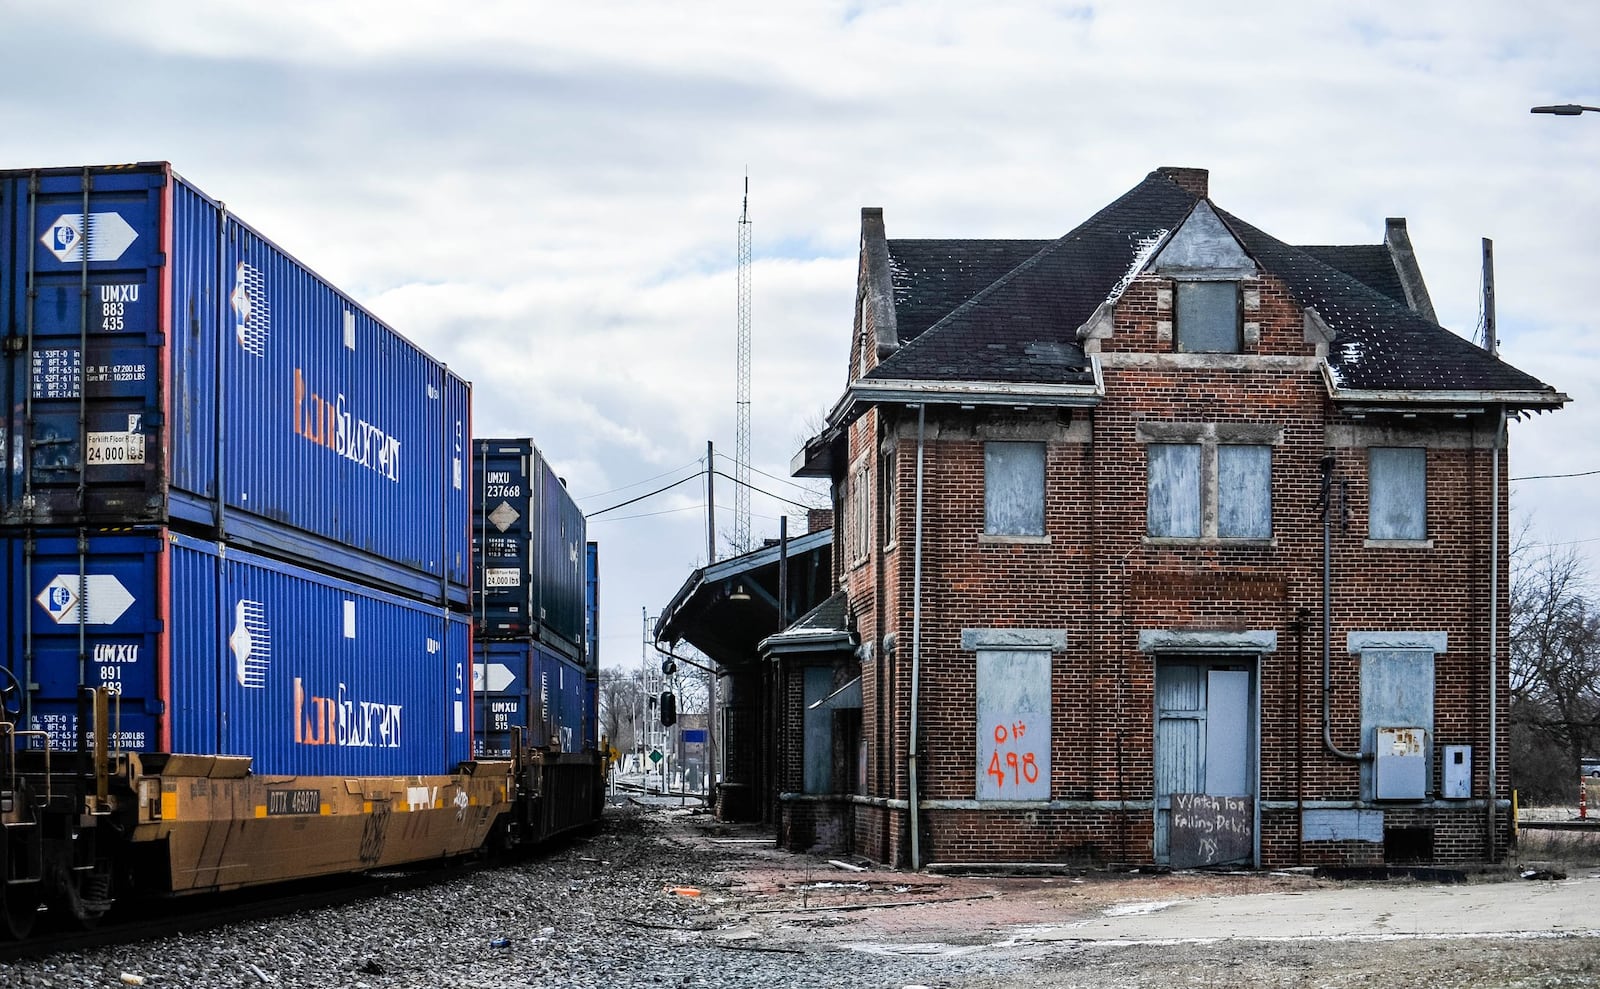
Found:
786,166 -> 1567,869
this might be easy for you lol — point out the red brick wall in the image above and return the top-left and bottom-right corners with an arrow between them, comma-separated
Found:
799,269 -> 1513,868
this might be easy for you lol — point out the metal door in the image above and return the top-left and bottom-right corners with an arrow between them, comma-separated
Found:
1154,660 -> 1255,866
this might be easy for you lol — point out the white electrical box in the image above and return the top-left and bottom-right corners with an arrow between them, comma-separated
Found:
1374,727 -> 1428,800
1442,744 -> 1472,799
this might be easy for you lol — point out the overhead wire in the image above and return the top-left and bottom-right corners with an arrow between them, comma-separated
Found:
711,448 -> 826,496
1511,468 -> 1600,481
575,457 -> 705,500
582,459 -> 820,519
583,472 -> 704,519
710,469 -> 814,509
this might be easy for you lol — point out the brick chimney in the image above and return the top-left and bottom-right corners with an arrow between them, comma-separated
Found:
807,508 -> 834,534
1157,166 -> 1209,200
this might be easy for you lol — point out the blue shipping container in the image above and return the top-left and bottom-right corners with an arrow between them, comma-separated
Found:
470,640 -> 594,756
0,164 -> 471,606
539,461 -> 587,652
585,541 -> 599,673
472,639 -> 536,759
473,441 -> 539,638
537,646 -> 594,754
472,438 -> 585,652
1,529 -> 472,776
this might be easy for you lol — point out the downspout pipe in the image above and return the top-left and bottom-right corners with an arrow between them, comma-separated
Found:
1489,408 -> 1505,853
1321,455 -> 1363,761
909,403 -> 926,870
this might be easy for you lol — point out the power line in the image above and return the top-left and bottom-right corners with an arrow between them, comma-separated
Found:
584,473 -> 704,519
1512,468 -> 1600,481
576,457 -> 704,500
586,505 -> 706,524
711,468 -> 814,510
1525,534 -> 1600,549
713,448 -> 825,495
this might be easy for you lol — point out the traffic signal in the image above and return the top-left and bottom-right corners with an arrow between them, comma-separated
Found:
659,691 -> 677,727
661,657 -> 677,676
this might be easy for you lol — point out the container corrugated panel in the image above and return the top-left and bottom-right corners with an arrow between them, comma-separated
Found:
2,528 -> 471,775
537,647 -> 592,753
537,457 -> 586,652
472,439 -> 539,638
0,164 -> 469,606
471,638 -> 539,758
585,541 -> 599,673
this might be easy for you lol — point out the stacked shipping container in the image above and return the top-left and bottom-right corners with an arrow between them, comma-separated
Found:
0,163 -> 474,776
471,439 -> 595,758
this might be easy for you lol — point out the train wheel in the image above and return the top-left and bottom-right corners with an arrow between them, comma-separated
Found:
52,863 -> 113,930
0,884 -> 40,941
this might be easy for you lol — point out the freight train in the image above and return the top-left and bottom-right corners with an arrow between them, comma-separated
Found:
0,163 -> 603,939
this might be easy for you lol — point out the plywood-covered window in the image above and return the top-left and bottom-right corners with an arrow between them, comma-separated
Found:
1369,447 -> 1426,540
1175,281 -> 1241,353
975,649 -> 1052,800
848,464 -> 870,563
1149,442 -> 1271,540
1148,443 -> 1202,538
881,449 -> 897,545
1218,445 -> 1272,538
984,441 -> 1045,536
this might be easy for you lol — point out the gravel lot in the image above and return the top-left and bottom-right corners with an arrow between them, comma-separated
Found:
5,803 -> 1600,988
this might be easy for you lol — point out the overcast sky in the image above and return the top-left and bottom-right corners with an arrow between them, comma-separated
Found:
5,2 -> 1598,671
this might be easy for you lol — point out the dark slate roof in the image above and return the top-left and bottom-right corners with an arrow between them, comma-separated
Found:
786,590 -> 849,635
886,240 -> 1052,343
869,171 -> 1198,385
863,168 -> 1561,402
1218,210 -> 1553,394
1298,245 -> 1410,308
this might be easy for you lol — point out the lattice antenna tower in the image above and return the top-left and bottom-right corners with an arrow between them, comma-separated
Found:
734,175 -> 753,555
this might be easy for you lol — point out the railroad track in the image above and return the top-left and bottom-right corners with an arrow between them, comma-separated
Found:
0,859 -> 484,963
1517,819 -> 1600,832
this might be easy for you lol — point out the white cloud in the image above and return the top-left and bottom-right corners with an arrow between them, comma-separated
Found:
3,1 -> 1597,665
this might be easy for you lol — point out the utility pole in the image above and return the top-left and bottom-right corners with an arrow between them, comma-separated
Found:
1481,238 -> 1497,357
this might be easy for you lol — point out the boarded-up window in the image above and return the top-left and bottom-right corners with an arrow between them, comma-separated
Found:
1175,281 -> 1240,353
881,450 -> 897,544
1218,445 -> 1272,538
1359,648 -> 1435,799
976,649 -> 1051,800
1370,447 -> 1426,540
985,441 -> 1045,536
803,667 -> 834,794
1149,442 -> 1271,540
849,464 -> 870,562
1148,444 -> 1201,537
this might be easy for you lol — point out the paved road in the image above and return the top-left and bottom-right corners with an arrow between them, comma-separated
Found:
1011,874 -> 1600,945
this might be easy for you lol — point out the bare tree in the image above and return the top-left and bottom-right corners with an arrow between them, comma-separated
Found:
597,667 -> 645,754
1509,537 -> 1600,802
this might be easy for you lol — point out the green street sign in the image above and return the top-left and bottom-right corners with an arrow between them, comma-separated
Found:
649,749 -> 663,764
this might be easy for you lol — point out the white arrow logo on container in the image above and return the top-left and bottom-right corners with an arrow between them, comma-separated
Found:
40,212 -> 139,263
35,575 -> 136,625
471,663 -> 518,693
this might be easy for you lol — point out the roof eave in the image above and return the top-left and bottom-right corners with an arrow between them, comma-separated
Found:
1321,362 -> 1570,410
759,628 -> 855,655
852,356 -> 1106,409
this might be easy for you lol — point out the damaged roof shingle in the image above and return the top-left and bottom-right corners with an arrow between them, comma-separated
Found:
860,168 -> 1562,406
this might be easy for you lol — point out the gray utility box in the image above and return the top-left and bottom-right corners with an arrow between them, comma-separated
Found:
1374,727 -> 1428,800
1442,744 -> 1473,799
